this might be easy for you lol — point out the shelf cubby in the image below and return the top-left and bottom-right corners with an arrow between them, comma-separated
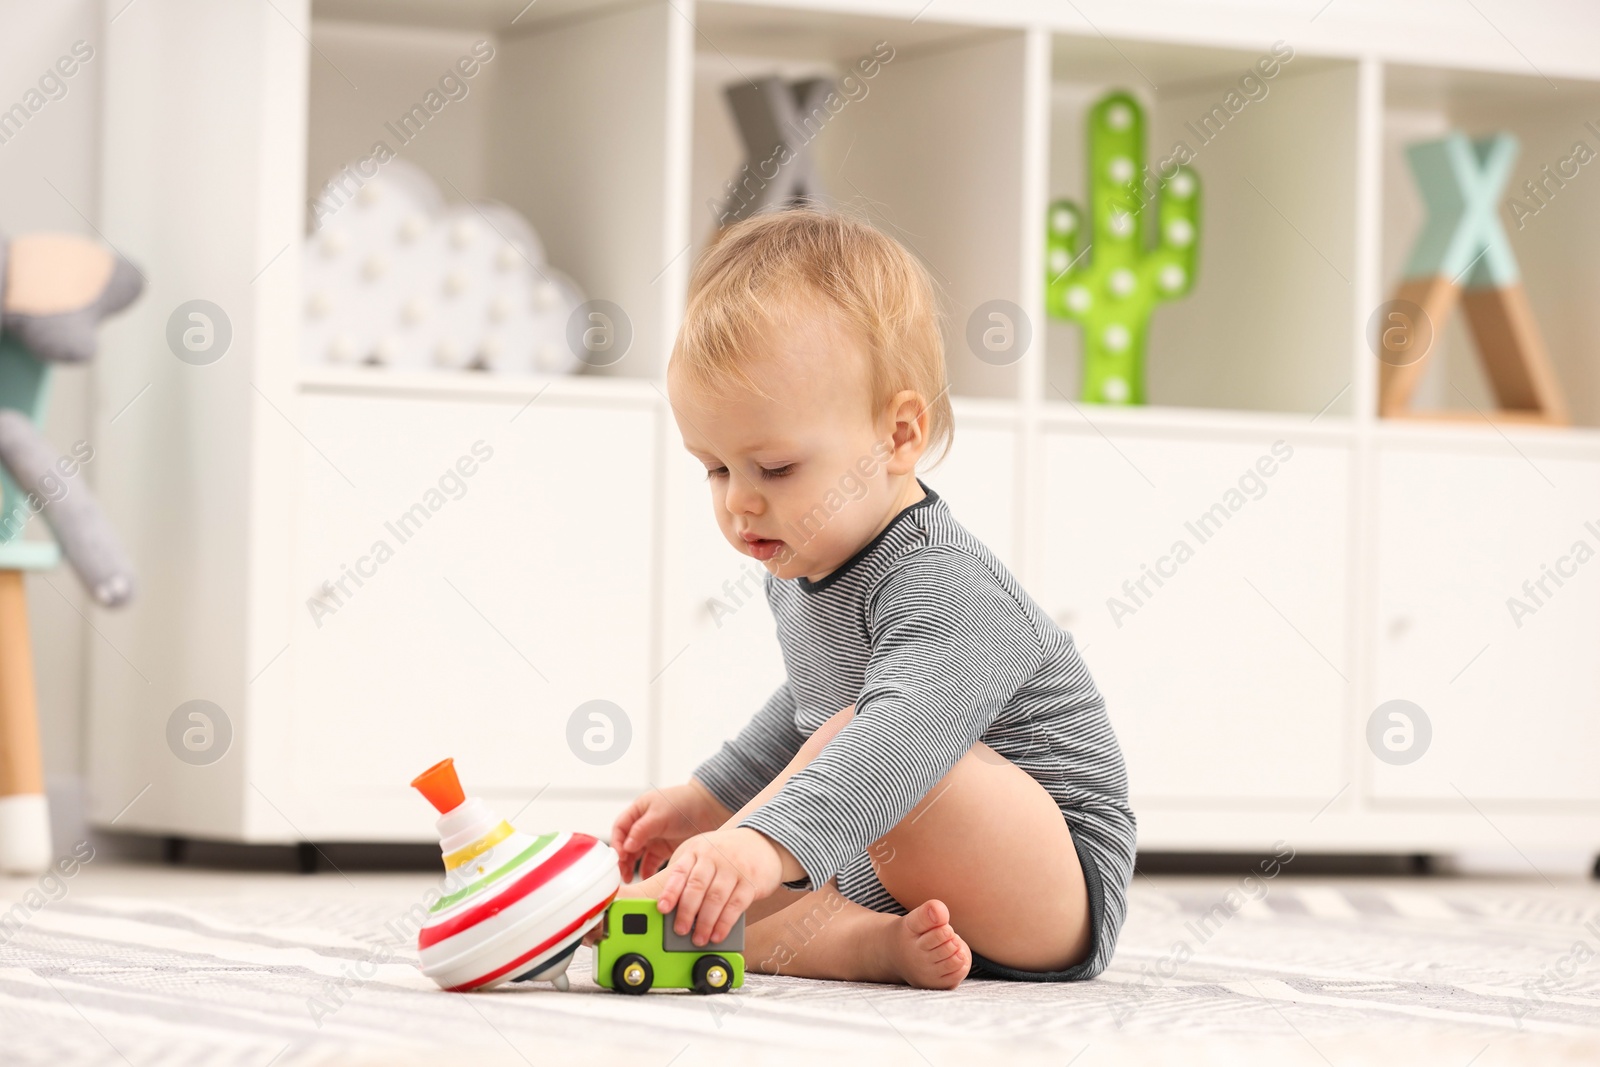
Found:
306,2 -> 683,381
689,4 -> 1032,400
1380,64 -> 1600,426
1046,34 -> 1360,418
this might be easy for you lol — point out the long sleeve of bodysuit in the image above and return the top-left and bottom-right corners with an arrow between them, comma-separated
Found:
738,547 -> 1045,891
691,679 -> 806,814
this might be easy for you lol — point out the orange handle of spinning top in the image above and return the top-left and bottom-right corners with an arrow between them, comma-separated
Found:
412,757 -> 465,814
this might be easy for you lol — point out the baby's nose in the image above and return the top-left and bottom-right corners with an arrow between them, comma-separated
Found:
723,478 -> 764,515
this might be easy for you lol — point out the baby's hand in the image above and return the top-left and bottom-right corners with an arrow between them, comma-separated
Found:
656,827 -> 785,946
610,780 -> 730,882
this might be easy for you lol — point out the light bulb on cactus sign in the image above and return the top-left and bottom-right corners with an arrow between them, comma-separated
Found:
1046,91 -> 1202,406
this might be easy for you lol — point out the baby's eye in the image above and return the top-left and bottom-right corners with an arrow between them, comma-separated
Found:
704,466 -> 728,481
760,464 -> 796,479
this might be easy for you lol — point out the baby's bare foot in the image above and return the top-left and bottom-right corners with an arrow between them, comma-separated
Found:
879,899 -> 970,990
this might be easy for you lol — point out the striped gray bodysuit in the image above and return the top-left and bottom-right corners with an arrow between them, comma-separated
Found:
692,480 -> 1136,979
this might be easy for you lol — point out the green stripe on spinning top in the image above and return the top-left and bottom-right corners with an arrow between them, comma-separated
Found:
430,832 -> 560,913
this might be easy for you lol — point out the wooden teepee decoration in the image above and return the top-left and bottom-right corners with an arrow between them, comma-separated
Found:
1379,132 -> 1568,425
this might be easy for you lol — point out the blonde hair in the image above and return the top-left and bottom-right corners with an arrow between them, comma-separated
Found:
669,207 -> 953,465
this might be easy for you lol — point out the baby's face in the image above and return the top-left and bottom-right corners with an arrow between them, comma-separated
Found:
669,310 -> 920,582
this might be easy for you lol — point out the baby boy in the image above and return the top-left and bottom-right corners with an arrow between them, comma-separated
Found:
610,208 -> 1135,988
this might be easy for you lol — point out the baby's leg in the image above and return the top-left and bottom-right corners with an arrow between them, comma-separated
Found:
733,705 -> 1091,974
743,879 -> 969,988
875,739 -> 1092,973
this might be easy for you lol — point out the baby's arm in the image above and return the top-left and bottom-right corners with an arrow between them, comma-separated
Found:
611,681 -> 804,879
690,680 -> 806,815
738,550 -> 1044,892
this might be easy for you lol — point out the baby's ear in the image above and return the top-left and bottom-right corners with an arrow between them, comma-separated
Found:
882,389 -> 932,470
1,233 -> 145,363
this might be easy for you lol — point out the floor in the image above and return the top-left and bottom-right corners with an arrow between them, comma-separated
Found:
2,863 -> 1598,1066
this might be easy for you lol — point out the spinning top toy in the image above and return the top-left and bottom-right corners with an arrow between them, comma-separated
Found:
411,758 -> 619,991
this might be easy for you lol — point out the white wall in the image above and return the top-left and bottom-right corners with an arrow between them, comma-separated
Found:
0,0 -> 103,847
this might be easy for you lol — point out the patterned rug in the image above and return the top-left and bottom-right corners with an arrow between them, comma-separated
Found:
2,874 -> 1598,1065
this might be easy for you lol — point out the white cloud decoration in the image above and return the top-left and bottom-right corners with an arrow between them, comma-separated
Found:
302,159 -> 586,375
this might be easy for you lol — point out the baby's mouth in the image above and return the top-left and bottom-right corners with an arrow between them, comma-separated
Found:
741,533 -> 786,561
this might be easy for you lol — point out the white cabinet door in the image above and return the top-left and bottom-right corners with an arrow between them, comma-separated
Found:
1037,426 -> 1351,803
288,391 -> 658,805
1373,440 -> 1600,803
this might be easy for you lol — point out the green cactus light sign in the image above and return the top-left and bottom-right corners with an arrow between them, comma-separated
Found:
1046,91 -> 1201,405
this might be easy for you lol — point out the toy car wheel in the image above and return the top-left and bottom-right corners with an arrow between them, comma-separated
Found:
613,953 -> 653,995
692,954 -> 733,995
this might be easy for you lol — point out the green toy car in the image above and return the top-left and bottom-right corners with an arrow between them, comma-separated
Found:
593,898 -> 746,995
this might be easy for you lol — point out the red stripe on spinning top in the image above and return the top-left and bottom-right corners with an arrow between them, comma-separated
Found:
448,890 -> 617,992
418,834 -> 598,950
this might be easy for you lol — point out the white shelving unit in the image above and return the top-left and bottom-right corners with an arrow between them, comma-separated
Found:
87,0 -> 1600,857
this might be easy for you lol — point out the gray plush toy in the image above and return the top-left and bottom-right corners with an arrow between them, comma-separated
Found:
0,232 -> 143,605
